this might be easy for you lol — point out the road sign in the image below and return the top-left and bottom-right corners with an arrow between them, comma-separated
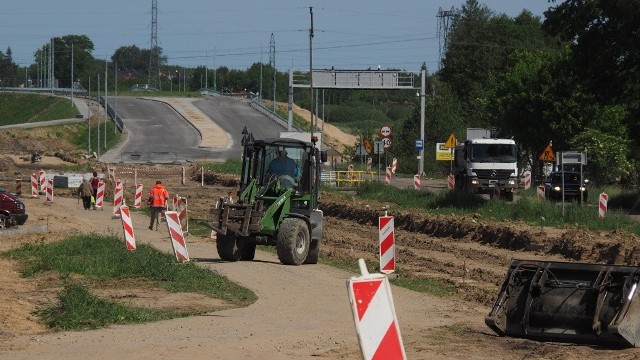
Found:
380,125 -> 392,137
382,137 -> 392,149
539,143 -> 555,162
415,139 -> 423,151
363,138 -> 373,154
355,143 -> 367,156
435,143 -> 454,161
557,151 -> 587,165
374,141 -> 384,155
444,133 -> 457,148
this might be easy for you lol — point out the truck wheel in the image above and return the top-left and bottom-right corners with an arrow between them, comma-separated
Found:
304,240 -> 319,264
216,232 -> 245,261
277,218 -> 310,265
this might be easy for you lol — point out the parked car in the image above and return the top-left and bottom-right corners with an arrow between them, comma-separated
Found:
543,171 -> 589,202
0,187 -> 28,228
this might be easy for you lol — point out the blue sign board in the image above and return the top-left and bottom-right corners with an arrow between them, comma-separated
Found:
415,139 -> 424,151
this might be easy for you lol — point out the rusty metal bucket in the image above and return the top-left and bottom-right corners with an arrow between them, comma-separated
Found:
486,259 -> 640,347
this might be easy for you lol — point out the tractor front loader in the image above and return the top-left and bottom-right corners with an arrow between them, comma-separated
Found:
210,133 -> 327,266
486,259 -> 640,347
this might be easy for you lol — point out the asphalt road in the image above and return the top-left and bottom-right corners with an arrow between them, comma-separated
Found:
102,96 -> 286,164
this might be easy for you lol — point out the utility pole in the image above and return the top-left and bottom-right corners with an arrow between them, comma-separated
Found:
88,76 -> 91,152
114,61 -> 118,134
97,74 -> 101,158
205,50 -> 208,90
309,7 -> 315,135
270,33 -> 276,113
70,42 -> 74,106
419,69 -> 426,176
104,55 -> 108,149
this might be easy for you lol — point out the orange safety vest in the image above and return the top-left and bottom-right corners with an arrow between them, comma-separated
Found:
149,184 -> 169,207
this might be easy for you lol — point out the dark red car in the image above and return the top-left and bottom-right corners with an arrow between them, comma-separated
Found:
0,186 -> 28,228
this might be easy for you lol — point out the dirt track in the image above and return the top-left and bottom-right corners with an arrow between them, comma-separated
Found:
1,159 -> 640,359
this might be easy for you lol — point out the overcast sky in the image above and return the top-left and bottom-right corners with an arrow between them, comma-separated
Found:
1,1 -> 553,73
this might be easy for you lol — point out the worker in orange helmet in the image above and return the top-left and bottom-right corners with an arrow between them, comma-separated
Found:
148,180 -> 169,230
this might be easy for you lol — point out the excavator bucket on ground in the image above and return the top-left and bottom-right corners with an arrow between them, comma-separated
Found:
486,259 -> 640,347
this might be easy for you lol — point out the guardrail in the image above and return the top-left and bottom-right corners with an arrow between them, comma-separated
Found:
320,170 -> 377,187
249,97 -> 301,131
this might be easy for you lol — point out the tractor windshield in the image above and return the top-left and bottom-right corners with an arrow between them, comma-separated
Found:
263,145 -> 308,189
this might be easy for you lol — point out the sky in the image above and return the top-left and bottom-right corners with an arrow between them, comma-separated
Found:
1,0 -> 554,74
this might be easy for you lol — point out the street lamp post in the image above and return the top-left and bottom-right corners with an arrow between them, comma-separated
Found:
418,69 -> 426,176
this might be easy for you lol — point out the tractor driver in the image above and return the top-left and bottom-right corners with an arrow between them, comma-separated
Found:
267,148 -> 300,180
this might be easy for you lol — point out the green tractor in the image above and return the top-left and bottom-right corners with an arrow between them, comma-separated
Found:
209,132 -> 327,265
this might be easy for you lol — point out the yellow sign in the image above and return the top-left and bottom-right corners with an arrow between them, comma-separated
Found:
435,143 -> 454,161
539,143 -> 555,162
444,133 -> 457,149
363,138 -> 373,154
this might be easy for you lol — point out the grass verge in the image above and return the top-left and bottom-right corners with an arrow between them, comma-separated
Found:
0,93 -> 78,125
2,234 -> 256,330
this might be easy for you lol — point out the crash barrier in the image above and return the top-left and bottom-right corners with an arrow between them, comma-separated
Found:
119,151 -> 179,163
108,167 -> 115,182
385,167 -> 391,186
523,171 -> 532,190
112,180 -> 123,217
134,183 -> 143,209
165,211 -> 190,262
486,259 -> 640,347
413,174 -> 420,190
347,259 -> 406,360
119,204 -> 136,251
39,170 -> 45,192
599,192 -> 608,219
447,174 -> 455,190
30,173 -> 38,198
45,179 -> 53,203
379,215 -> 395,274
320,171 -> 377,187
15,179 -> 21,197
537,185 -> 545,200
96,181 -> 105,209
391,158 -> 397,174
172,194 -> 189,235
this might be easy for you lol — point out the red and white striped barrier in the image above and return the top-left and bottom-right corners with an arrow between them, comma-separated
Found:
347,259 -> 406,360
15,179 -> 22,197
134,183 -> 143,209
391,158 -> 397,174
537,185 -> 545,200
172,195 -> 189,234
165,211 -> 190,262
385,167 -> 391,186
523,171 -> 531,190
45,179 -> 53,203
119,204 -> 136,251
31,173 -> 39,198
413,174 -> 420,190
95,180 -> 105,209
379,215 -> 395,274
112,180 -> 123,217
599,192 -> 608,219
39,170 -> 46,192
447,174 -> 455,190
108,167 -> 116,182
367,157 -> 372,171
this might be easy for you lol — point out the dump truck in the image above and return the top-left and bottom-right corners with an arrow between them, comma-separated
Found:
453,130 -> 518,201
486,259 -> 640,347
209,132 -> 327,265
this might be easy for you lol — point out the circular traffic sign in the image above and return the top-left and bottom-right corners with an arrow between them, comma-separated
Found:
380,125 -> 392,138
382,137 -> 392,149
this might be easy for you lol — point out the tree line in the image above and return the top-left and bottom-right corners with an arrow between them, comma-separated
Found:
0,0 -> 636,185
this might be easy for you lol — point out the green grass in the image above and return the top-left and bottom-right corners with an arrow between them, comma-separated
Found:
69,119 -> 121,151
0,93 -> 78,125
349,181 -> 640,235
2,234 -> 256,330
206,158 -> 242,174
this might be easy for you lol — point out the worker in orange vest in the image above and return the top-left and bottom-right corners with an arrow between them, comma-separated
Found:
148,180 -> 169,230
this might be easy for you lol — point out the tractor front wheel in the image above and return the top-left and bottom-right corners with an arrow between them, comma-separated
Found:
217,232 -> 247,261
277,218 -> 310,265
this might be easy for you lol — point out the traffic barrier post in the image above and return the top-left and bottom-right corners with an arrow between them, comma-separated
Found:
447,174 -> 455,190
39,170 -> 46,192
45,179 -> 53,203
347,259 -> 406,360
599,193 -> 608,219
96,180 -> 105,209
31,173 -> 39,198
413,174 -> 420,190
379,215 -> 395,274
537,185 -> 545,200
385,167 -> 391,186
119,204 -> 136,251
165,211 -> 190,262
112,180 -> 123,218
134,183 -> 143,209
391,158 -> 397,174
523,171 -> 531,190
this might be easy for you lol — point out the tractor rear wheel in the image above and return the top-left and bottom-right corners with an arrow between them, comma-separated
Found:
216,232 -> 246,261
277,218 -> 310,265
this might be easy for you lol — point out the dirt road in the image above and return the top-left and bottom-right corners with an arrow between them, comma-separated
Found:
1,163 -> 640,359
